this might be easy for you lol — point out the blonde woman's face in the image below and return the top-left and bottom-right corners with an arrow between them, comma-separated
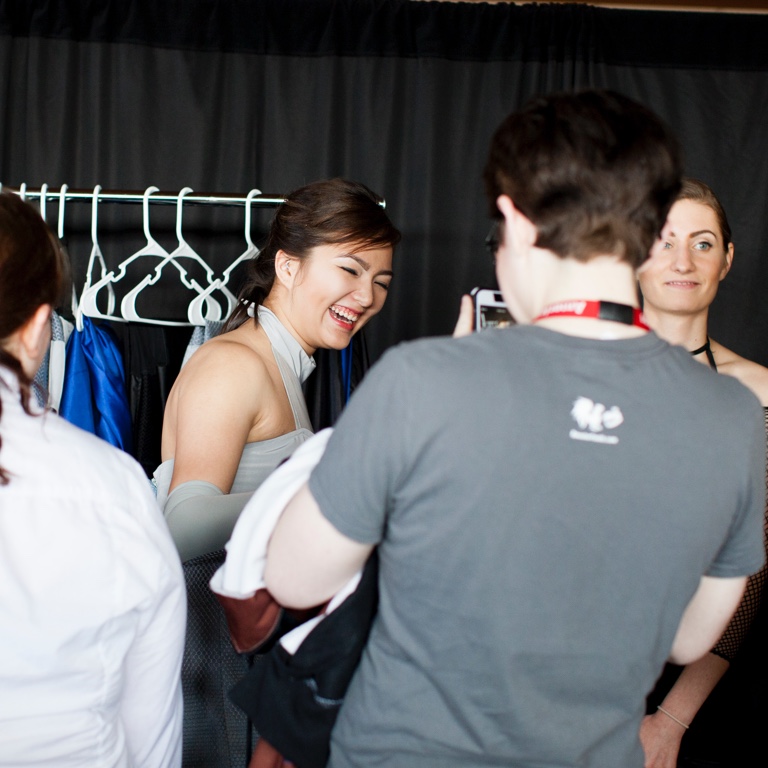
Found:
638,199 -> 733,317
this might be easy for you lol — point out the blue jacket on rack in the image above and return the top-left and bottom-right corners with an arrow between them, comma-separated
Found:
60,315 -> 132,452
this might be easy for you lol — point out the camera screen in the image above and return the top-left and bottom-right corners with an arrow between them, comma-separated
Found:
479,305 -> 514,329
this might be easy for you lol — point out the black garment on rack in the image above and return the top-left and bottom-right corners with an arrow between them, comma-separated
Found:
111,324 -> 189,477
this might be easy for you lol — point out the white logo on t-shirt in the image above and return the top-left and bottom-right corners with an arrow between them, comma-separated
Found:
569,397 -> 624,444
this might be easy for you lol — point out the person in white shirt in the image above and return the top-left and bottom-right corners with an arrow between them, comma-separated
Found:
0,191 -> 186,768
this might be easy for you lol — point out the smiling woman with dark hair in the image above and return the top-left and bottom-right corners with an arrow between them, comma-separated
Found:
153,177 -> 401,562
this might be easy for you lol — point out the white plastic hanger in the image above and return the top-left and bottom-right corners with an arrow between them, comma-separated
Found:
119,187 -> 223,325
58,184 -> 81,318
186,187 -> 261,325
57,183 -> 67,242
59,184 -> 80,320
75,185 -> 118,331
39,182 -> 48,222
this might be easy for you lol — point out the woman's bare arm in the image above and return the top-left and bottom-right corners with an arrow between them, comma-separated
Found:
166,341 -> 274,494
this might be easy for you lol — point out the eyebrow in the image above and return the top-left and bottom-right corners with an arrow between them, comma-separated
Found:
342,253 -> 394,276
665,229 -> 717,240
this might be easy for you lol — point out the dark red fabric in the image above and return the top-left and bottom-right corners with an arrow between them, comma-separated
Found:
248,737 -> 295,768
215,589 -> 283,655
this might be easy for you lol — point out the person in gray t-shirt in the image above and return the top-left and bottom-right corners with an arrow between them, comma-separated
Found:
263,90 -> 765,768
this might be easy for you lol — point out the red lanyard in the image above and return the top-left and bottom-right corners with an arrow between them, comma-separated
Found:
533,300 -> 649,331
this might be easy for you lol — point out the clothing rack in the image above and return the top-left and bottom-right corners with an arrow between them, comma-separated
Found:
1,184 -> 286,207
1,184 -> 387,209
1,183 -> 284,329
3,182 -> 386,329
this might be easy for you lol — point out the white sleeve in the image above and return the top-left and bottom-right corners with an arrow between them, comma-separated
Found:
119,482 -> 187,768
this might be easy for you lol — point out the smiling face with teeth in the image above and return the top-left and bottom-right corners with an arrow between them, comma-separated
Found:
638,198 -> 733,319
273,241 -> 394,355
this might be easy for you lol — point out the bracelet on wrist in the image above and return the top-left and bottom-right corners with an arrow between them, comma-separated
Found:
657,705 -> 690,730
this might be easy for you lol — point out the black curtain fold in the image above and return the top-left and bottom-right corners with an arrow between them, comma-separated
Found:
2,0 -> 768,366
1,2 -> 766,762
5,1 -> 768,68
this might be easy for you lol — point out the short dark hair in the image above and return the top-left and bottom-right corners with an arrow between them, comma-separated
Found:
225,178 -> 401,331
483,89 -> 683,269
676,178 -> 732,246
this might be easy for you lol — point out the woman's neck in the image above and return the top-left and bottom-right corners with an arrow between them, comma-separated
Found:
260,297 -> 316,356
642,305 -> 709,351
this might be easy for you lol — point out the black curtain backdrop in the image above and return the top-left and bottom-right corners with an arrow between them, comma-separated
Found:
3,0 -> 768,366
2,2 -> 767,762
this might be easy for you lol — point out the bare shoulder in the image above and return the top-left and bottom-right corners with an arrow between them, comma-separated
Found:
162,326 -> 275,452
711,340 -> 768,407
178,329 -> 272,391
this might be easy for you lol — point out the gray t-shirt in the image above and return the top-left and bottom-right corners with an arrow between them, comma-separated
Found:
310,326 -> 765,768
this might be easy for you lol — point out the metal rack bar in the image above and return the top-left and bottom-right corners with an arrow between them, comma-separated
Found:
1,185 -> 286,207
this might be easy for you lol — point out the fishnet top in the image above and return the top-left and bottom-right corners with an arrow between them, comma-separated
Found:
711,408 -> 768,661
